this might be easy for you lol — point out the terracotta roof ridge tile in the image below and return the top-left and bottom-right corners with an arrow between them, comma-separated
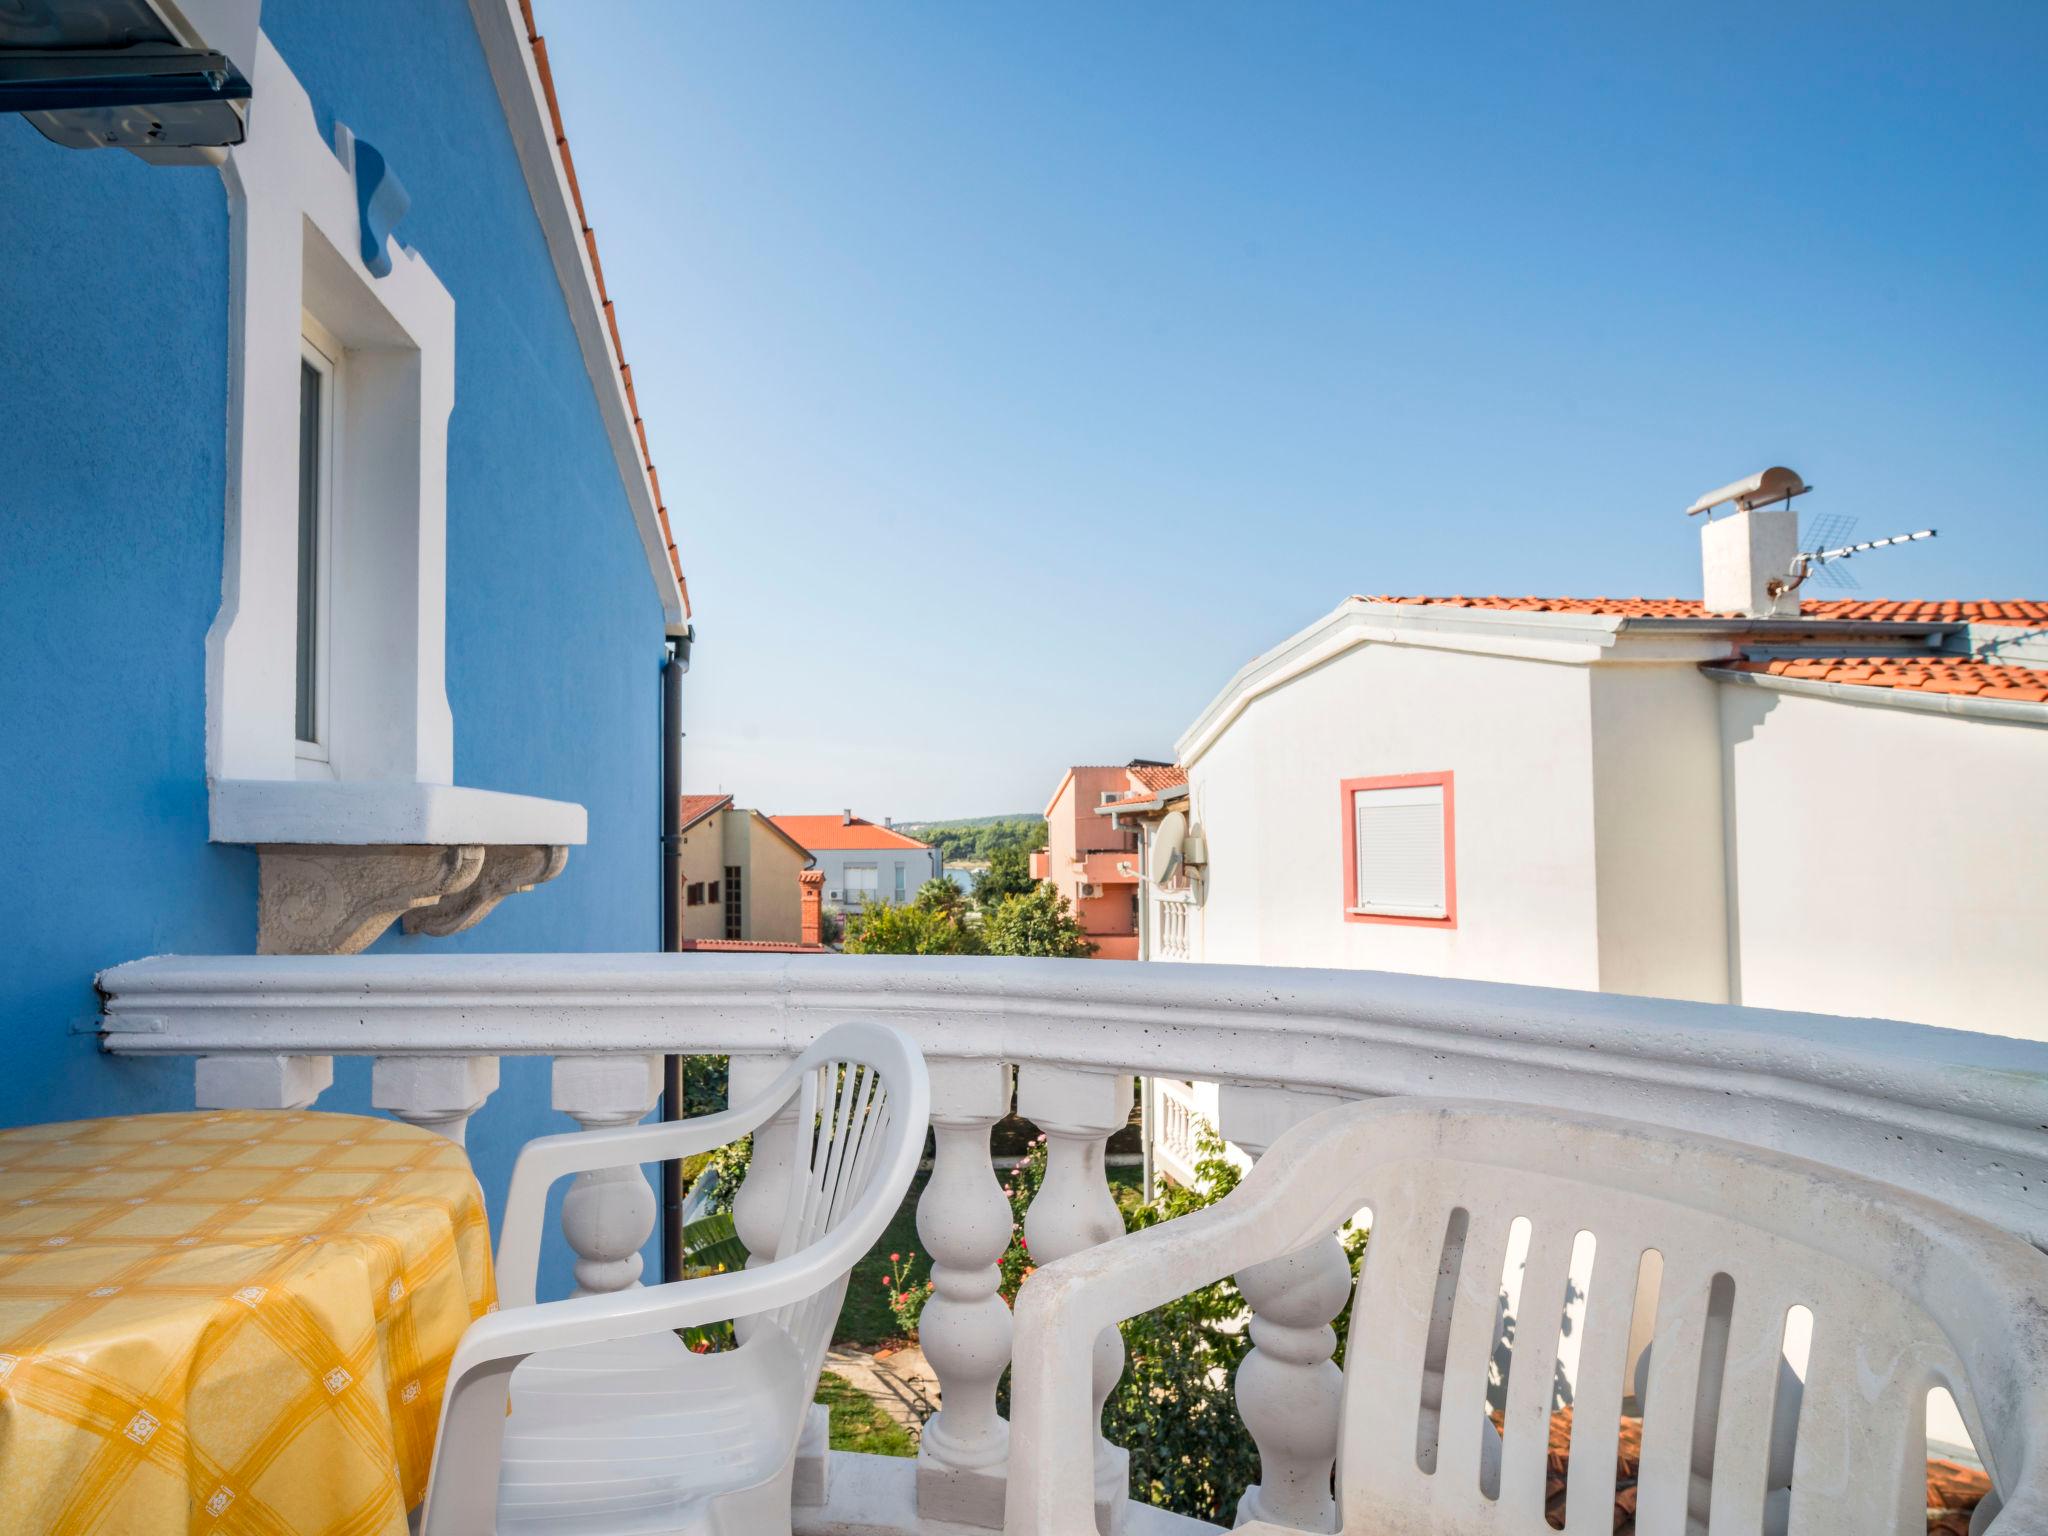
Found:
521,2 -> 689,613
1702,653 -> 2048,704
1357,595 -> 2048,627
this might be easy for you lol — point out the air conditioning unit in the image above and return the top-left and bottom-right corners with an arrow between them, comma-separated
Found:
1076,882 -> 1102,900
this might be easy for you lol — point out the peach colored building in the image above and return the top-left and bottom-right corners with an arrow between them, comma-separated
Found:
1033,761 -> 1182,959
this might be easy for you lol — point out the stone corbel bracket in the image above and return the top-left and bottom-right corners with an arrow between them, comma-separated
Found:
257,843 -> 485,955
404,844 -> 568,938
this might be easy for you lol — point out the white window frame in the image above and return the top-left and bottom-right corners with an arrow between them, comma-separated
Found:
1342,773 -> 1456,927
844,864 -> 879,904
201,34 -> 585,850
293,321 -> 340,772
208,36 -> 454,791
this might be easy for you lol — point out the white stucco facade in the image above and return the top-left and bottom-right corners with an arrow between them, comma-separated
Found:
1159,598 -> 2048,1042
1718,683 -> 2048,1028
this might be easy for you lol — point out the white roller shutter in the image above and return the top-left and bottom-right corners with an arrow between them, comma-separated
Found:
1352,783 -> 1446,918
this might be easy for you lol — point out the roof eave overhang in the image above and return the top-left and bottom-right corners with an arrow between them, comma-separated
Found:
1093,786 -> 1189,818
1176,598 -> 1972,765
467,0 -> 689,630
1705,666 -> 2048,727
677,795 -> 734,833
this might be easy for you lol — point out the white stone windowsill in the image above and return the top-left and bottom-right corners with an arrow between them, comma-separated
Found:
209,779 -> 587,847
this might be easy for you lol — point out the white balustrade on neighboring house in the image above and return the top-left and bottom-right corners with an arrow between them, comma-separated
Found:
96,953 -> 2048,1536
1150,1076 -> 1204,1189
1156,896 -> 1193,960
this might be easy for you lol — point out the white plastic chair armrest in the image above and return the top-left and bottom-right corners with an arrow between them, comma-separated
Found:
1004,1106 -> 1368,1536
424,1199 -> 885,1536
495,1086 -> 794,1309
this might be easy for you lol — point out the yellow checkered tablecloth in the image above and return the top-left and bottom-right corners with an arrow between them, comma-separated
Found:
0,1109 -> 496,1535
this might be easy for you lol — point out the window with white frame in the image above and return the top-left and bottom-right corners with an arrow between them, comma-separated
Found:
893,861 -> 906,902
209,40 -> 458,792
844,864 -> 879,904
1343,774 -> 1455,924
294,326 -> 339,763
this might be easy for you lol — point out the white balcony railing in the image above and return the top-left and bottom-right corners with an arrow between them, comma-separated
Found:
1157,897 -> 1192,960
95,953 -> 2048,1536
1151,1077 -> 1205,1188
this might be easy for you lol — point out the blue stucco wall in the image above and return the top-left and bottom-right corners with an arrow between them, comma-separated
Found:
0,0 -> 668,1297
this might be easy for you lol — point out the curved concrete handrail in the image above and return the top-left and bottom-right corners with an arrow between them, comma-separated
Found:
97,951 -> 2048,1247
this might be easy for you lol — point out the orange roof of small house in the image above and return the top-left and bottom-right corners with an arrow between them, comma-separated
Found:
1707,656 -> 2048,702
677,938 -> 834,954
1099,764 -> 1190,813
678,793 -> 733,831
768,815 -> 932,851
1126,764 -> 1188,793
1357,596 -> 2048,627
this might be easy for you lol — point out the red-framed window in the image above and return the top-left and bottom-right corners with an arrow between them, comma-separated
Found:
1340,771 -> 1456,927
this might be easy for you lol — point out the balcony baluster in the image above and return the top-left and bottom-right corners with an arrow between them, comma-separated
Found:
371,1055 -> 499,1145
550,1053 -> 662,1295
1018,1065 -> 1134,1534
1221,1085 -> 1354,1534
194,1053 -> 333,1110
914,1060 -> 1017,1527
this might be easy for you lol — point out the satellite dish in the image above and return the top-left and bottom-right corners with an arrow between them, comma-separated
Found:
1149,810 -> 1187,888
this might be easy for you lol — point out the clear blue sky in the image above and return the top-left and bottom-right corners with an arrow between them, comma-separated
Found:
541,3 -> 2047,821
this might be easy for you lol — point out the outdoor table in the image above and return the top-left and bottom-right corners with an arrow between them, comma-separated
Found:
0,1109 -> 495,1535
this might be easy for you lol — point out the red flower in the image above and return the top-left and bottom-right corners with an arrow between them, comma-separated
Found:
889,1252 -> 900,1263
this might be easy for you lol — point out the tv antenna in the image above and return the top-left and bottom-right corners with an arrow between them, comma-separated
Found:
1768,526 -> 1937,600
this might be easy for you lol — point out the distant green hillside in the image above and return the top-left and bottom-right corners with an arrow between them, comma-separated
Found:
900,816 -> 1047,864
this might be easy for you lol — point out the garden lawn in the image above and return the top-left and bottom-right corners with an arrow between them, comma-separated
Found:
815,1372 -> 917,1456
834,1165 -> 1145,1347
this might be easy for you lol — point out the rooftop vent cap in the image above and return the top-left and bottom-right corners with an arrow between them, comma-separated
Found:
1685,466 -> 1811,518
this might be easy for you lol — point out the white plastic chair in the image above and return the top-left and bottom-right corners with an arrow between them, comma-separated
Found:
421,1021 -> 930,1536
1006,1098 -> 2048,1536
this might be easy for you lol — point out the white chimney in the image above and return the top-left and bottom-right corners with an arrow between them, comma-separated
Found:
842,808 -> 853,825
1687,467 -> 1809,619
1701,509 -> 1801,617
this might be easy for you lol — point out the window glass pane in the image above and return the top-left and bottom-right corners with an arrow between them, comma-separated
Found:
1354,783 -> 1445,916
295,358 -> 321,743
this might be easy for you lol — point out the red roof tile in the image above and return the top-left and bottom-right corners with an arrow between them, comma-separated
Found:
1126,764 -> 1188,793
1359,596 -> 2048,627
518,2 -> 689,614
678,793 -> 733,831
1708,656 -> 2048,703
677,939 -> 834,954
769,815 -> 933,852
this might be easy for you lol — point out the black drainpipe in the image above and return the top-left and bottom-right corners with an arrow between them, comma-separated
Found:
659,626 -> 691,1283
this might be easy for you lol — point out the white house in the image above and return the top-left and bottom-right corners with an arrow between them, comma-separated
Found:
1112,476 -> 2048,1186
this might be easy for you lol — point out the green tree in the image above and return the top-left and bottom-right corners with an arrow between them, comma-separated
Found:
909,816 -> 1048,865
981,883 -> 1095,957
844,901 -> 982,956
913,876 -> 963,915
971,845 -> 1038,908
